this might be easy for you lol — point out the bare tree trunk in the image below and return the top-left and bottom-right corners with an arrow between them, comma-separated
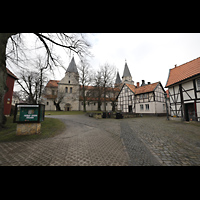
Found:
82,86 -> 86,112
0,33 -> 17,127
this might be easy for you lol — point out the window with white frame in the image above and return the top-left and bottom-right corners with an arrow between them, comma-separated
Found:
145,104 -> 149,110
140,104 -> 144,110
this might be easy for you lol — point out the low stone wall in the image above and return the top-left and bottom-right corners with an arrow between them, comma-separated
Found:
16,123 -> 41,135
93,113 -> 102,119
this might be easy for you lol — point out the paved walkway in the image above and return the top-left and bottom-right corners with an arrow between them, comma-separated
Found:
0,115 -> 129,166
125,117 -> 200,166
0,115 -> 200,166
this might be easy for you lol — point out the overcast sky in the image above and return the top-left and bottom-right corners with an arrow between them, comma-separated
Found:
11,33 -> 200,91
85,33 -> 200,88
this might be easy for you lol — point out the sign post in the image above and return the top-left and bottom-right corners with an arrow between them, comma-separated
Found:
13,104 -> 45,135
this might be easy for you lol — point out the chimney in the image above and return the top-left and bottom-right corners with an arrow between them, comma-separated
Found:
141,80 -> 145,86
175,64 -> 177,68
148,82 -> 151,85
137,82 -> 140,88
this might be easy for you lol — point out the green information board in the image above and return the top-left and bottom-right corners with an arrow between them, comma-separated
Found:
14,104 -> 45,123
19,105 -> 39,122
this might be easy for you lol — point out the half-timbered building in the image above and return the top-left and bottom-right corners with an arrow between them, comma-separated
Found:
165,57 -> 200,121
117,81 -> 167,115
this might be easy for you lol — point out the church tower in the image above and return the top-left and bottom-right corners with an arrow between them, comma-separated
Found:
122,60 -> 134,85
58,57 -> 80,111
115,71 -> 122,88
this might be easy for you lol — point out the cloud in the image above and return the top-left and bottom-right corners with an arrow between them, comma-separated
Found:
87,33 -> 200,88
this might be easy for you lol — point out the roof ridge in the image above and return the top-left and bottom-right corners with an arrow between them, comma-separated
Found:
166,56 -> 200,87
138,81 -> 159,87
171,56 -> 200,70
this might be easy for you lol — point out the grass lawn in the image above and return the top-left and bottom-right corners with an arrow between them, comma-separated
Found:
45,110 -> 103,115
0,116 -> 66,142
45,110 -> 85,115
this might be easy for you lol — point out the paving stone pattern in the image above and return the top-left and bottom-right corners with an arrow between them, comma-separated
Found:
126,117 -> 200,166
0,115 -> 129,166
120,121 -> 162,166
0,115 -> 200,166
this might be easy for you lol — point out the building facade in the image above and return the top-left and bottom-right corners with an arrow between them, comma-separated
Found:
43,57 -> 120,111
165,57 -> 200,121
4,68 -> 18,116
117,81 -> 167,115
116,61 -> 167,115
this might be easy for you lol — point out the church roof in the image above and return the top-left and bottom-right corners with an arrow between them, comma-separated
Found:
115,71 -> 122,84
122,61 -> 131,78
46,80 -> 60,87
66,57 -> 78,74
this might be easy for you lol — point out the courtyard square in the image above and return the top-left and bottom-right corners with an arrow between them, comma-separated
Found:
0,115 -> 200,166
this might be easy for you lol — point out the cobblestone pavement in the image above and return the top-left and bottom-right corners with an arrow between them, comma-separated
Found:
0,115 -> 129,166
120,121 -> 161,166
0,115 -> 200,166
125,117 -> 200,166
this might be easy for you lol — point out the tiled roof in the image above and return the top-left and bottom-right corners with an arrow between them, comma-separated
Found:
126,84 -> 136,93
80,85 -> 120,92
165,57 -> 200,87
44,95 -> 57,99
79,96 -> 116,102
46,80 -> 60,87
126,82 -> 159,95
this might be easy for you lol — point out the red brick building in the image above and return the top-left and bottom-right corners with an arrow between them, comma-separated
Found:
4,68 -> 18,115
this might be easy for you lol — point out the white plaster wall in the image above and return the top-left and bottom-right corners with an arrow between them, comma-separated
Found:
135,102 -> 156,114
45,99 -> 56,111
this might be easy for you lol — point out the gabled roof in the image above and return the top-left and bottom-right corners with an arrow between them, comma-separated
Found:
122,62 -> 131,78
46,80 -> 60,87
6,68 -> 18,80
66,57 -> 78,74
126,82 -> 160,95
165,57 -> 200,87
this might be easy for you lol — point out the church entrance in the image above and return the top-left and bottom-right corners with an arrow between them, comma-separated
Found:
64,103 -> 71,111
